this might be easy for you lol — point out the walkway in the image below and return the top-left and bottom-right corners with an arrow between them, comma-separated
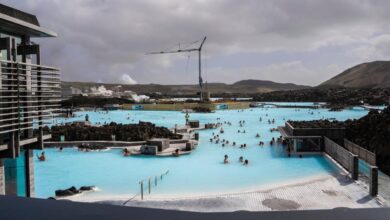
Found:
98,174 -> 386,212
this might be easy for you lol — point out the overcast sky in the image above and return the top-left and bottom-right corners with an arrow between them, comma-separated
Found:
4,0 -> 390,86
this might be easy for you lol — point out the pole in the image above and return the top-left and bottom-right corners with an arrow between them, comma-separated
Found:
199,49 -> 202,102
140,182 -> 144,200
148,178 -> 151,194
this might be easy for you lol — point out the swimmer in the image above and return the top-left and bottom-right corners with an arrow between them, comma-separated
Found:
123,148 -> 131,156
243,159 -> 249,165
172,149 -> 180,157
224,155 -> 229,164
37,152 -> 45,161
239,156 -> 243,163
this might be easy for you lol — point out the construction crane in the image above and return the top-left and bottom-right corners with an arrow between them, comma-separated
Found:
147,36 -> 208,102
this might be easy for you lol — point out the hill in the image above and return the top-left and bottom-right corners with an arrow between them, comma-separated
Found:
62,80 -> 310,97
233,79 -> 310,90
320,61 -> 390,88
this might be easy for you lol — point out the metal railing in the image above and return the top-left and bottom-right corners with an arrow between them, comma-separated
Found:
0,59 -> 61,135
122,170 -> 169,205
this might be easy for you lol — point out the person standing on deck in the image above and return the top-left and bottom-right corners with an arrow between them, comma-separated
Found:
185,112 -> 190,125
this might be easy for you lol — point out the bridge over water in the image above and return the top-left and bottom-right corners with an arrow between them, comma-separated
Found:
250,102 -> 324,109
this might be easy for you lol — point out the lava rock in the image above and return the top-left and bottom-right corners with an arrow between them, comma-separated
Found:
79,186 -> 95,191
78,143 -> 107,150
252,88 -> 390,109
55,186 -> 79,197
46,122 -> 181,142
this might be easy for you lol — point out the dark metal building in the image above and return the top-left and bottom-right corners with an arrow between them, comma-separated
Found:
0,4 -> 60,197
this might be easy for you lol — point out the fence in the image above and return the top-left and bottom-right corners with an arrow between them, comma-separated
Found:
324,137 -> 356,173
344,139 -> 376,166
325,137 -> 379,196
122,170 -> 169,205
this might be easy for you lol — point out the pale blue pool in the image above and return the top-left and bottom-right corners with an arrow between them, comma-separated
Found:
35,105 -> 369,198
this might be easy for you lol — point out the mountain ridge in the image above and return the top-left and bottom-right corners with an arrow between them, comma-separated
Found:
61,79 -> 310,96
320,61 -> 390,88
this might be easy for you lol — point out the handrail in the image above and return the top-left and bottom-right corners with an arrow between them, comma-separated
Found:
122,170 -> 170,205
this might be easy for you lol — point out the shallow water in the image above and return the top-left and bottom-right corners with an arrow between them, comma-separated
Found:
35,105 -> 369,198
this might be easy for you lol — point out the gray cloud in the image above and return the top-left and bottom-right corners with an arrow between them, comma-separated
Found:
4,0 -> 390,85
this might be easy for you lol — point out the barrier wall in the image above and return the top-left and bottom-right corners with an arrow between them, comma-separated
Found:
324,137 -> 358,178
344,139 -> 376,166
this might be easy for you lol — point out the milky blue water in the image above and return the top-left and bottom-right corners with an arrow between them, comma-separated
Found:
34,105 -> 369,198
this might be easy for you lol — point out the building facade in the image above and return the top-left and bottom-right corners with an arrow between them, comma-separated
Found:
0,4 -> 60,197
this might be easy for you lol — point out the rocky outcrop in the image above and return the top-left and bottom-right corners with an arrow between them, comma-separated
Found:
79,186 -> 95,191
192,106 -> 212,113
61,96 -> 134,108
55,186 -> 95,197
289,120 -> 345,129
55,186 -> 79,197
345,107 -> 390,175
253,88 -> 390,109
47,121 -> 181,142
78,143 -> 107,151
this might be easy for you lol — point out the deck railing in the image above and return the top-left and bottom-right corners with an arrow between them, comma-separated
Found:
122,170 -> 169,205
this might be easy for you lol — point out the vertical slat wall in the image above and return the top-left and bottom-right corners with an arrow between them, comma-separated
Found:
344,139 -> 376,166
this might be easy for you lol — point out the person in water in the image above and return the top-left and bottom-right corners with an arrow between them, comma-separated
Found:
239,156 -> 243,163
37,152 -> 45,161
243,159 -> 249,166
172,149 -> 180,157
123,148 -> 131,156
59,146 -> 63,152
224,155 -> 229,164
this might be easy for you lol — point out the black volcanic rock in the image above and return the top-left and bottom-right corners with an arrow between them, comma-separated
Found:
79,186 -> 95,191
47,122 -> 181,142
192,106 -> 212,113
61,96 -> 134,108
345,107 -> 390,174
55,186 -> 79,197
253,88 -> 390,108
289,120 -> 345,129
78,144 -> 107,150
